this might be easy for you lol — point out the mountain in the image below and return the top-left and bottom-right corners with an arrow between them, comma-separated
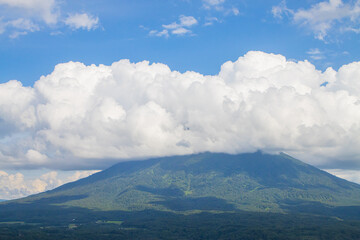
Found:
9,151 -> 360,215
2,152 -> 360,239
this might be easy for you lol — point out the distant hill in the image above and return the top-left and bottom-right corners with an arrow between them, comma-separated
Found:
8,151 -> 360,215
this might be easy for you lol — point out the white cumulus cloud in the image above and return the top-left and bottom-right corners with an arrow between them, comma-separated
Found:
2,51 -> 360,171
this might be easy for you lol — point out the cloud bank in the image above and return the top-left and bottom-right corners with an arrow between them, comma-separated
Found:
1,51 -> 360,170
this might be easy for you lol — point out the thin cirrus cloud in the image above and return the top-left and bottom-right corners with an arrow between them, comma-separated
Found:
272,0 -> 360,40
2,51 -> 360,171
0,0 -> 99,37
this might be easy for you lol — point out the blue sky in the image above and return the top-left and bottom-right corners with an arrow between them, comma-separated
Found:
1,0 -> 360,86
2,0 -> 360,199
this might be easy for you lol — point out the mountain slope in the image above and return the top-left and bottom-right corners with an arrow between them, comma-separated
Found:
13,152 -> 360,214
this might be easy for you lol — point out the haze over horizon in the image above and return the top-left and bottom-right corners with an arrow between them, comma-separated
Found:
1,0 -> 360,199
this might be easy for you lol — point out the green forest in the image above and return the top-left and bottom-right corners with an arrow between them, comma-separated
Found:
1,211 -> 360,240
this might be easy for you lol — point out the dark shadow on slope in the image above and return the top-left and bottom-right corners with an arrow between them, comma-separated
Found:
135,185 -> 184,198
30,195 -> 88,205
281,199 -> 360,220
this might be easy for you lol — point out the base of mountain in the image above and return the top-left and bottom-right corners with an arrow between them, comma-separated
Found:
1,207 -> 360,240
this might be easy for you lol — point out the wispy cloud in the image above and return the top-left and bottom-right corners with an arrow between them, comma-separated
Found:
149,29 -> 169,38
0,0 -> 59,24
2,18 -> 40,38
0,0 -> 100,38
203,0 -> 226,10
204,17 -> 221,26
307,48 -> 325,60
64,13 -> 99,31
230,7 -> 240,16
272,0 -> 293,19
7,18 -> 40,32
146,1 -> 239,37
150,15 -> 198,37
202,0 -> 239,16
272,0 -> 360,40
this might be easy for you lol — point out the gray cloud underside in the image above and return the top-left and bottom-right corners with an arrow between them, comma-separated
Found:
1,51 -> 360,170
